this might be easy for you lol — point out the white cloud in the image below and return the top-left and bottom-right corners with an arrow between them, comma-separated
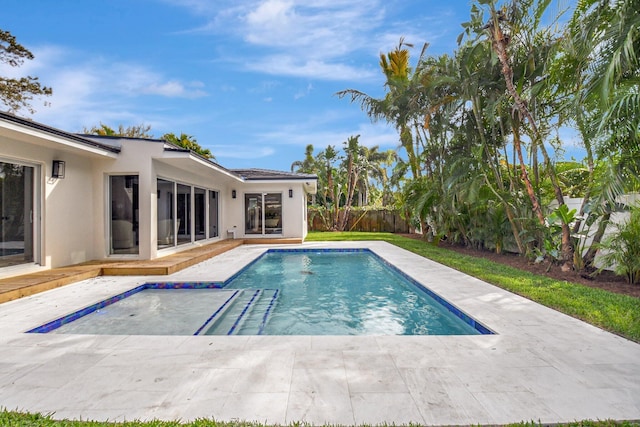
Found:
211,144 -> 275,159
161,0 -> 467,85
246,55 -> 375,81
143,80 -> 207,98
253,114 -> 398,150
294,83 -> 313,99
8,44 -> 209,131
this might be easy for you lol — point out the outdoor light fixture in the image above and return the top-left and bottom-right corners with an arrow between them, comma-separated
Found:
232,189 -> 237,199
289,189 -> 293,198
52,160 -> 65,179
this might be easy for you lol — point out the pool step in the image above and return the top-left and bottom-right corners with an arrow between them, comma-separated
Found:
202,289 -> 279,335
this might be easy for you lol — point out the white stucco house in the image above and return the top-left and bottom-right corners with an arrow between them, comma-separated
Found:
0,112 -> 317,278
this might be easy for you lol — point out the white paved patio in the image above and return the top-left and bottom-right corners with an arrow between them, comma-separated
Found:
1,241 -> 639,425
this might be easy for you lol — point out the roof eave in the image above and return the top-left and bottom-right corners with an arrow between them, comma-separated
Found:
0,112 -> 121,156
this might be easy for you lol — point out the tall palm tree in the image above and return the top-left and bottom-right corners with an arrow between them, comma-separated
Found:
337,38 -> 427,179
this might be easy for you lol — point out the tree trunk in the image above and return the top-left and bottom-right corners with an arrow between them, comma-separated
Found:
513,126 -> 546,225
489,11 -> 573,270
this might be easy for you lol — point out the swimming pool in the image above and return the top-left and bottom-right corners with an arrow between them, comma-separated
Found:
28,249 -> 493,336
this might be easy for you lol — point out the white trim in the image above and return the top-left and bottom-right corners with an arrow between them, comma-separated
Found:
0,119 -> 118,159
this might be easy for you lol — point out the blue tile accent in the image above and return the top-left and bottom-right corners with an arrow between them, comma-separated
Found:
193,290 -> 240,336
257,289 -> 279,335
26,282 -> 225,334
227,289 -> 261,335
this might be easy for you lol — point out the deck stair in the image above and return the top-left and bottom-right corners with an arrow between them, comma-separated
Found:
202,288 -> 279,335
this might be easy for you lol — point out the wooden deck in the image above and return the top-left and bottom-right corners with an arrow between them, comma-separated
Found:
0,238 -> 301,304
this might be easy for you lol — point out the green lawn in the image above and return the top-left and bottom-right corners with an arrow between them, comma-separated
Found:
306,231 -> 640,343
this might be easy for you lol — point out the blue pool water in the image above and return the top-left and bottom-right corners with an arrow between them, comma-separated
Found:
215,250 -> 482,335
28,249 -> 492,336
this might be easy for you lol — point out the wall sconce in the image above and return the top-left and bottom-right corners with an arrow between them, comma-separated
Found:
288,189 -> 293,198
232,189 -> 237,199
52,160 -> 65,179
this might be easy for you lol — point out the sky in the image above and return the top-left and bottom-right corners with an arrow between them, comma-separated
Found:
1,0 -> 579,172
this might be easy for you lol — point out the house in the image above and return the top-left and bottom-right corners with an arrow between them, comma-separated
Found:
0,112 -> 317,278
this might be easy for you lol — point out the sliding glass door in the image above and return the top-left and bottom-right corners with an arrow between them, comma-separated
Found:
157,178 -> 175,249
0,161 -> 35,268
109,175 -> 139,254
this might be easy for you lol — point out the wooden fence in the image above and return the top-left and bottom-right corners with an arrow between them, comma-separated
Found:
308,209 -> 411,233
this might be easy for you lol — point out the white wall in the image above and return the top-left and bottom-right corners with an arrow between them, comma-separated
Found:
1,125 -> 316,275
0,132 -> 108,272
225,181 -> 309,239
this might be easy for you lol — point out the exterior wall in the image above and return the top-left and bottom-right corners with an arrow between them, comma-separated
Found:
226,181 -> 309,239
0,131 -> 108,274
1,119 -> 316,276
91,140 -> 157,260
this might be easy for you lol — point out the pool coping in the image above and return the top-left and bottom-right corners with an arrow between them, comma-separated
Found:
1,241 -> 639,425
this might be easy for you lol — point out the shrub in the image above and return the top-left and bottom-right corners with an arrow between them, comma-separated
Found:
598,206 -> 640,284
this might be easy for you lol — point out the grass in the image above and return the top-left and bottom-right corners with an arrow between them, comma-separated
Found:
306,231 -> 640,343
1,411 -> 638,427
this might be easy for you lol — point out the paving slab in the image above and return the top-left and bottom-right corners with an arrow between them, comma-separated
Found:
0,241 -> 639,425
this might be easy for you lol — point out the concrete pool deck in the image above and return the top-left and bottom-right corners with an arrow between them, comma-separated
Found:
1,241 -> 639,425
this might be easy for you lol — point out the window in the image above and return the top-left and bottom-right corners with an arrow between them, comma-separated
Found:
208,190 -> 218,238
110,175 -> 139,254
0,161 -> 36,268
194,187 -> 206,241
176,183 -> 191,245
157,178 -> 219,248
157,178 -> 175,249
245,193 -> 282,235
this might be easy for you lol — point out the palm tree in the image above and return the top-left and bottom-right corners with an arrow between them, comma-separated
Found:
337,38 -> 426,179
290,144 -> 317,174
162,132 -> 215,160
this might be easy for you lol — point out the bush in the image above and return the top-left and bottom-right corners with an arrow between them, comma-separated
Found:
598,206 -> 640,284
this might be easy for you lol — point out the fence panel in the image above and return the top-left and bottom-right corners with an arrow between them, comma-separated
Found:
308,209 -> 409,233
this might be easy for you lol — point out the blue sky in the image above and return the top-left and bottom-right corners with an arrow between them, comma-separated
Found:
2,0 -> 578,171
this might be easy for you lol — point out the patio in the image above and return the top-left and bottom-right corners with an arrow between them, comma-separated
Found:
0,241 -> 639,425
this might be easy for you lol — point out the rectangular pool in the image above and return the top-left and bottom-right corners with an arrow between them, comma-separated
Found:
28,249 -> 493,336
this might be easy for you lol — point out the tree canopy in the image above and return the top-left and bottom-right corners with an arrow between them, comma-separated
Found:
82,123 -> 215,160
0,29 -> 52,114
293,0 -> 640,280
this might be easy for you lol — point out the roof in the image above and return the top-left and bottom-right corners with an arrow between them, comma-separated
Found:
231,168 -> 318,181
0,111 -> 121,153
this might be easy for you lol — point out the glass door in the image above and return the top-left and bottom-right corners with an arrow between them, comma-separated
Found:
264,193 -> 282,234
0,161 -> 35,268
245,193 -> 282,235
245,193 -> 263,235
208,190 -> 218,238
110,175 -> 139,255
176,183 -> 191,245
157,179 -> 175,249
194,187 -> 206,241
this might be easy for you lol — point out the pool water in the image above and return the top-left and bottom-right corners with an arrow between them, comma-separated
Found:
215,250 -> 481,335
28,249 -> 491,336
